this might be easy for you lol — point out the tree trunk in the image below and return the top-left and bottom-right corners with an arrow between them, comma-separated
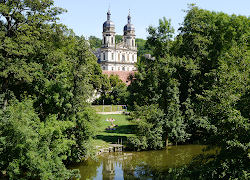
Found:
166,134 -> 169,147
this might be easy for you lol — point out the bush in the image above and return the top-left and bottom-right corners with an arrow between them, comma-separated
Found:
0,99 -> 79,179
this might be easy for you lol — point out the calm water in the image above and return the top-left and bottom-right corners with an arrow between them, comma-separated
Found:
72,145 -> 205,180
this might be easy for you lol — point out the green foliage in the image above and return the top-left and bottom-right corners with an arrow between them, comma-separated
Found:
115,35 -> 123,43
0,99 -> 79,180
88,36 -> 102,50
146,17 -> 174,58
94,74 -> 128,105
135,38 -> 152,57
0,0 -> 104,178
128,104 -> 165,150
128,6 -> 249,178
128,56 -> 192,146
68,107 -> 99,162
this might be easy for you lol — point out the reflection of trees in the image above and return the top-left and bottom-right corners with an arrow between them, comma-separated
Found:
72,145 -> 205,179
73,158 -> 102,180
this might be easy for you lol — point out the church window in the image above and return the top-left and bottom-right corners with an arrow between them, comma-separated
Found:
122,67 -> 125,71
103,53 -> 105,60
104,37 -> 106,44
103,66 -> 105,70
112,67 -> 114,71
118,54 -> 120,61
127,54 -> 129,61
112,53 -> 114,60
122,54 -> 125,62
132,55 -> 134,61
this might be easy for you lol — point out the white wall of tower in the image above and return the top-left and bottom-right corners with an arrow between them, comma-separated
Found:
100,11 -> 137,72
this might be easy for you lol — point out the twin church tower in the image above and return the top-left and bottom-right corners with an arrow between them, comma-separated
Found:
98,10 -> 137,75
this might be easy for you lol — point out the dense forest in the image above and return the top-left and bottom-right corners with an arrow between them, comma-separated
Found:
0,0 -> 249,179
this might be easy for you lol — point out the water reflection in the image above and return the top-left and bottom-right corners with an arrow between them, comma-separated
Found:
73,145 -> 205,180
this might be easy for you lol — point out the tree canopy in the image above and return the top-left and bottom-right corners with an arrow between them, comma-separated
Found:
128,5 -> 249,179
0,0 -> 104,179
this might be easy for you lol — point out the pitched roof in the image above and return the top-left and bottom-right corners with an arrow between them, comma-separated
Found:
102,70 -> 136,85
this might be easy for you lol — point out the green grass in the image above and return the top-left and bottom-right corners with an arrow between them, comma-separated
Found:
94,114 -> 137,147
91,105 -> 127,112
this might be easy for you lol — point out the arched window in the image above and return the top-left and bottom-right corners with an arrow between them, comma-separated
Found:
127,54 -> 129,61
122,67 -> 125,71
103,53 -> 105,60
118,54 -> 120,61
112,53 -> 114,60
132,54 -> 134,61
122,54 -> 125,62
103,66 -> 105,70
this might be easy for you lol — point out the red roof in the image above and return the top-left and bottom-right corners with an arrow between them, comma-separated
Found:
102,70 -> 136,85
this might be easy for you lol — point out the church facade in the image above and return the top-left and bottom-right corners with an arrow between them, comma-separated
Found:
95,10 -> 137,83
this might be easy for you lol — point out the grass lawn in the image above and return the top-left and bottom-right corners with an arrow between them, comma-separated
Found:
94,114 -> 137,147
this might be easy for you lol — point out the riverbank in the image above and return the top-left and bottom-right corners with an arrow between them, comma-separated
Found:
93,114 -> 136,154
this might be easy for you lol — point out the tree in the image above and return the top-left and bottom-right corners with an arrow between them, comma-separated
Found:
94,74 -> 128,105
0,99 -> 79,179
0,0 -> 104,178
146,17 -> 174,58
169,5 -> 250,179
128,18 -> 190,147
135,38 -> 152,57
128,104 -> 165,150
88,36 -> 102,49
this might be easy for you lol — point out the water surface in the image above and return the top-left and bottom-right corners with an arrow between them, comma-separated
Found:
73,145 -> 205,180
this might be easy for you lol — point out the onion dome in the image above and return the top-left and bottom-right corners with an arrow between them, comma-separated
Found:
123,12 -> 135,32
103,10 -> 115,32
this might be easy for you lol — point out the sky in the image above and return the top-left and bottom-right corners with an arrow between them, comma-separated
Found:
53,0 -> 250,39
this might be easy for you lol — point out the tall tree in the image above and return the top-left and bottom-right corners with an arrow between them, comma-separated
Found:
128,18 -> 190,148
0,0 -> 103,178
170,5 -> 250,179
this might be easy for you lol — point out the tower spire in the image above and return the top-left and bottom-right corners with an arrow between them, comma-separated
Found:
107,4 -> 111,20
107,9 -> 111,21
128,9 -> 131,24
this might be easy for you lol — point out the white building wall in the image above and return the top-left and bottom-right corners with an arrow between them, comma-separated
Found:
100,42 -> 137,71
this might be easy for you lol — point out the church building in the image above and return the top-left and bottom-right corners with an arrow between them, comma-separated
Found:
96,10 -> 137,84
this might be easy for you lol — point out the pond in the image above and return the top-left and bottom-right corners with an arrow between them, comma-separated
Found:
72,145 -> 205,180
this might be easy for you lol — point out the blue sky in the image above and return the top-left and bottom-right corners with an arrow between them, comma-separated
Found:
54,0 -> 249,39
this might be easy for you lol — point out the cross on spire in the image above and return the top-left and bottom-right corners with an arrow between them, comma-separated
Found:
128,9 -> 131,24
107,9 -> 111,20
